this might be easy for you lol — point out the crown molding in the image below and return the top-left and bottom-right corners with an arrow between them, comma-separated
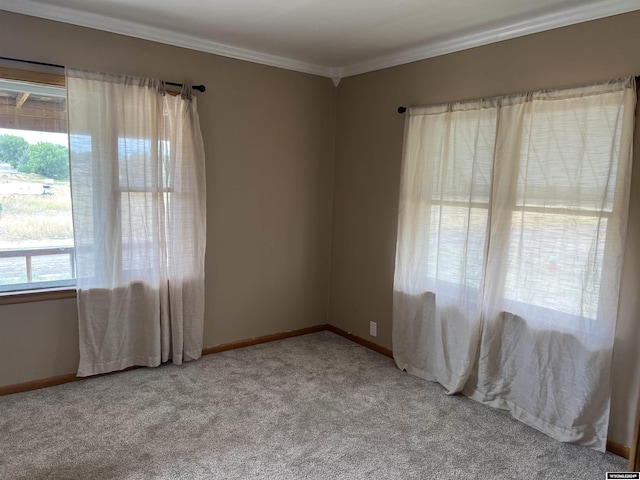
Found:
335,0 -> 640,79
0,0 -> 333,78
0,0 -> 638,82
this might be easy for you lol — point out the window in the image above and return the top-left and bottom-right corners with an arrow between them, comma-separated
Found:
501,104 -> 623,322
395,78 -> 634,339
0,68 -> 74,294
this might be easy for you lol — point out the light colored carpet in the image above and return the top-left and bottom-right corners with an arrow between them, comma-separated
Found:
0,331 -> 627,479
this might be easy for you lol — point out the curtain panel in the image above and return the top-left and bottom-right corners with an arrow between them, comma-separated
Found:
66,68 -> 207,377
393,78 -> 636,450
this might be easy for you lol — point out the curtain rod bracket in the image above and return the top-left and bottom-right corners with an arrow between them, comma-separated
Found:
398,106 -> 407,114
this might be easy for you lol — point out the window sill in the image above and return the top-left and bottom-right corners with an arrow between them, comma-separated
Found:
0,288 -> 76,306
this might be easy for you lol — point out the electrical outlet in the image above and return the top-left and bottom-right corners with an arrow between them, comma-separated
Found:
369,321 -> 377,337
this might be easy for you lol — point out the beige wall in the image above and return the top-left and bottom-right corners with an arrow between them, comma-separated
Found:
329,12 -> 640,446
0,11 -> 336,383
0,298 -> 79,385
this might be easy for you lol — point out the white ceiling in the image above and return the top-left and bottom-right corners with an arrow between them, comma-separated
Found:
1,0 -> 639,82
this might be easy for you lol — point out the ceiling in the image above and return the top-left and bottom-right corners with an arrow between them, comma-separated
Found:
0,0 -> 639,82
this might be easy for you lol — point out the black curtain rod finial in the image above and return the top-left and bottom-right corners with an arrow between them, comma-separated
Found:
166,81 -> 206,93
398,106 -> 407,114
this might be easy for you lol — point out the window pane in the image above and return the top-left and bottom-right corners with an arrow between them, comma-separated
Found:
118,137 -> 154,189
0,77 -> 74,292
504,211 -> 606,320
516,103 -> 622,211
121,191 -> 159,281
427,205 -> 488,291
432,113 -> 495,203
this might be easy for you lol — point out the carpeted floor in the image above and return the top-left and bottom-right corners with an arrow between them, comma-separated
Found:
0,331 -> 627,479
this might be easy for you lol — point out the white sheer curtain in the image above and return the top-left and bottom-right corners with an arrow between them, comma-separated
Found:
394,78 -> 636,450
66,68 -> 207,377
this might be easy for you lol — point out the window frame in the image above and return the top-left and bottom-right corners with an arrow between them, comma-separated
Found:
403,90 -> 630,327
0,66 -> 77,304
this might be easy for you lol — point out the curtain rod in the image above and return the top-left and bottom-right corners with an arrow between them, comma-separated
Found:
397,76 -> 640,114
0,56 -> 206,93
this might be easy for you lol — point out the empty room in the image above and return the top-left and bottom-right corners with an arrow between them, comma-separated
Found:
1,1 -> 640,478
